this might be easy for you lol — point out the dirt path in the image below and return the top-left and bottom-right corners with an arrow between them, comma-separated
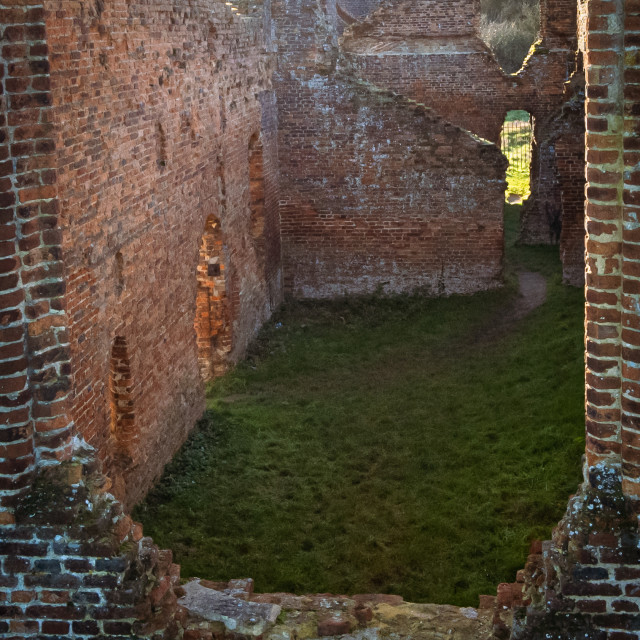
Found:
475,271 -> 547,343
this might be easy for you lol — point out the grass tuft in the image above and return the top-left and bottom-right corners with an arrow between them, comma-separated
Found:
135,204 -> 584,606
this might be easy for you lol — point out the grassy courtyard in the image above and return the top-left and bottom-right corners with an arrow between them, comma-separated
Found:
135,205 -> 585,607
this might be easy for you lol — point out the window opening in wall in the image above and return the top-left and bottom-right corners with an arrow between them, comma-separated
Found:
249,133 -> 266,276
501,110 -> 533,204
195,214 -> 231,380
109,336 -> 135,454
479,0 -> 541,74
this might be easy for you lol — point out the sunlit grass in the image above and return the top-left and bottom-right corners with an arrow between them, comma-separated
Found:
503,111 -> 532,200
135,205 -> 584,607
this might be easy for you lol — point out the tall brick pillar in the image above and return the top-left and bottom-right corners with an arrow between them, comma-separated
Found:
584,0 -> 640,501
0,1 -> 74,519
620,0 -> 640,500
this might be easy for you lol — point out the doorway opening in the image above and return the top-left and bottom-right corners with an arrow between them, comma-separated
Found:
500,110 -> 533,204
195,214 -> 231,381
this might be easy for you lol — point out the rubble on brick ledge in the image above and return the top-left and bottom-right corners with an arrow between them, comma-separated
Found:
177,578 -> 496,639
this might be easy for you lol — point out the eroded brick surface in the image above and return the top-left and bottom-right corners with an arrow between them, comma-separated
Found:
1,0 -> 640,639
274,0 -> 507,298
45,0 -> 282,506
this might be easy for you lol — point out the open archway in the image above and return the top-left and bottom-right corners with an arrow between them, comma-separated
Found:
500,110 -> 534,206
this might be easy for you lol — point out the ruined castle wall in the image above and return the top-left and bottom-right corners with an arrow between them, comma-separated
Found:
274,0 -> 507,298
0,0 -> 75,516
341,0 -> 575,145
509,1 -> 640,636
0,0 -> 281,632
0,471 -> 182,640
342,0 -> 584,276
583,0 -> 633,488
43,0 -> 280,506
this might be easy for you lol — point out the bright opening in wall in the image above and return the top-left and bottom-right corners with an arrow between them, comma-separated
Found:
195,214 -> 231,380
500,110 -> 533,204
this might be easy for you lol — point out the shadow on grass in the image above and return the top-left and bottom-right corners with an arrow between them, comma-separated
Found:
135,204 -> 585,607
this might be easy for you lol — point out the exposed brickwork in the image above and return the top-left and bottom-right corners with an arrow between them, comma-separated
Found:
274,0 -> 507,298
0,460 -> 182,640
43,0 -> 281,506
507,0 -> 640,636
509,470 -> 640,639
0,0 -> 75,518
195,215 -> 231,380
342,0 -> 575,144
523,63 -> 586,286
342,0 -> 584,279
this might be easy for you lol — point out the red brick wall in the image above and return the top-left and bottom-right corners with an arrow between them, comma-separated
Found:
42,0 -> 281,507
345,0 -> 480,38
583,0 -> 624,480
0,0 -> 75,519
557,121 -> 586,286
274,0 -> 507,298
0,463 -> 181,640
342,0 -> 583,279
342,0 -> 574,144
509,1 -> 640,636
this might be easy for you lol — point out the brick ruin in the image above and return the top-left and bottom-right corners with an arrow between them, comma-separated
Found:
341,0 -> 587,286
274,0 -> 507,297
0,0 -> 639,638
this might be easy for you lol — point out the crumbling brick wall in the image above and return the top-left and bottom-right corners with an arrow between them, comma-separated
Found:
342,0 -> 585,283
0,456 -> 182,640
274,0 -> 507,298
504,1 -> 640,636
0,0 -> 75,519
341,0 -> 575,145
0,0 -> 281,636
5,0 -> 640,638
43,0 -> 281,506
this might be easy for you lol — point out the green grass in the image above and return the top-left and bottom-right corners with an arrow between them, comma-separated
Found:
135,204 -> 585,607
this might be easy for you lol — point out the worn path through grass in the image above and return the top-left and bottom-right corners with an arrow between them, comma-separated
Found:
135,205 -> 585,607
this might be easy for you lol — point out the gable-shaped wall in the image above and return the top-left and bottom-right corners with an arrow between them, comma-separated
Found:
273,0 -> 507,298
342,0 -> 575,144
0,0 -> 282,510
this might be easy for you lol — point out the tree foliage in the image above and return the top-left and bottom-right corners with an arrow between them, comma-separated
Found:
479,0 -> 541,74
